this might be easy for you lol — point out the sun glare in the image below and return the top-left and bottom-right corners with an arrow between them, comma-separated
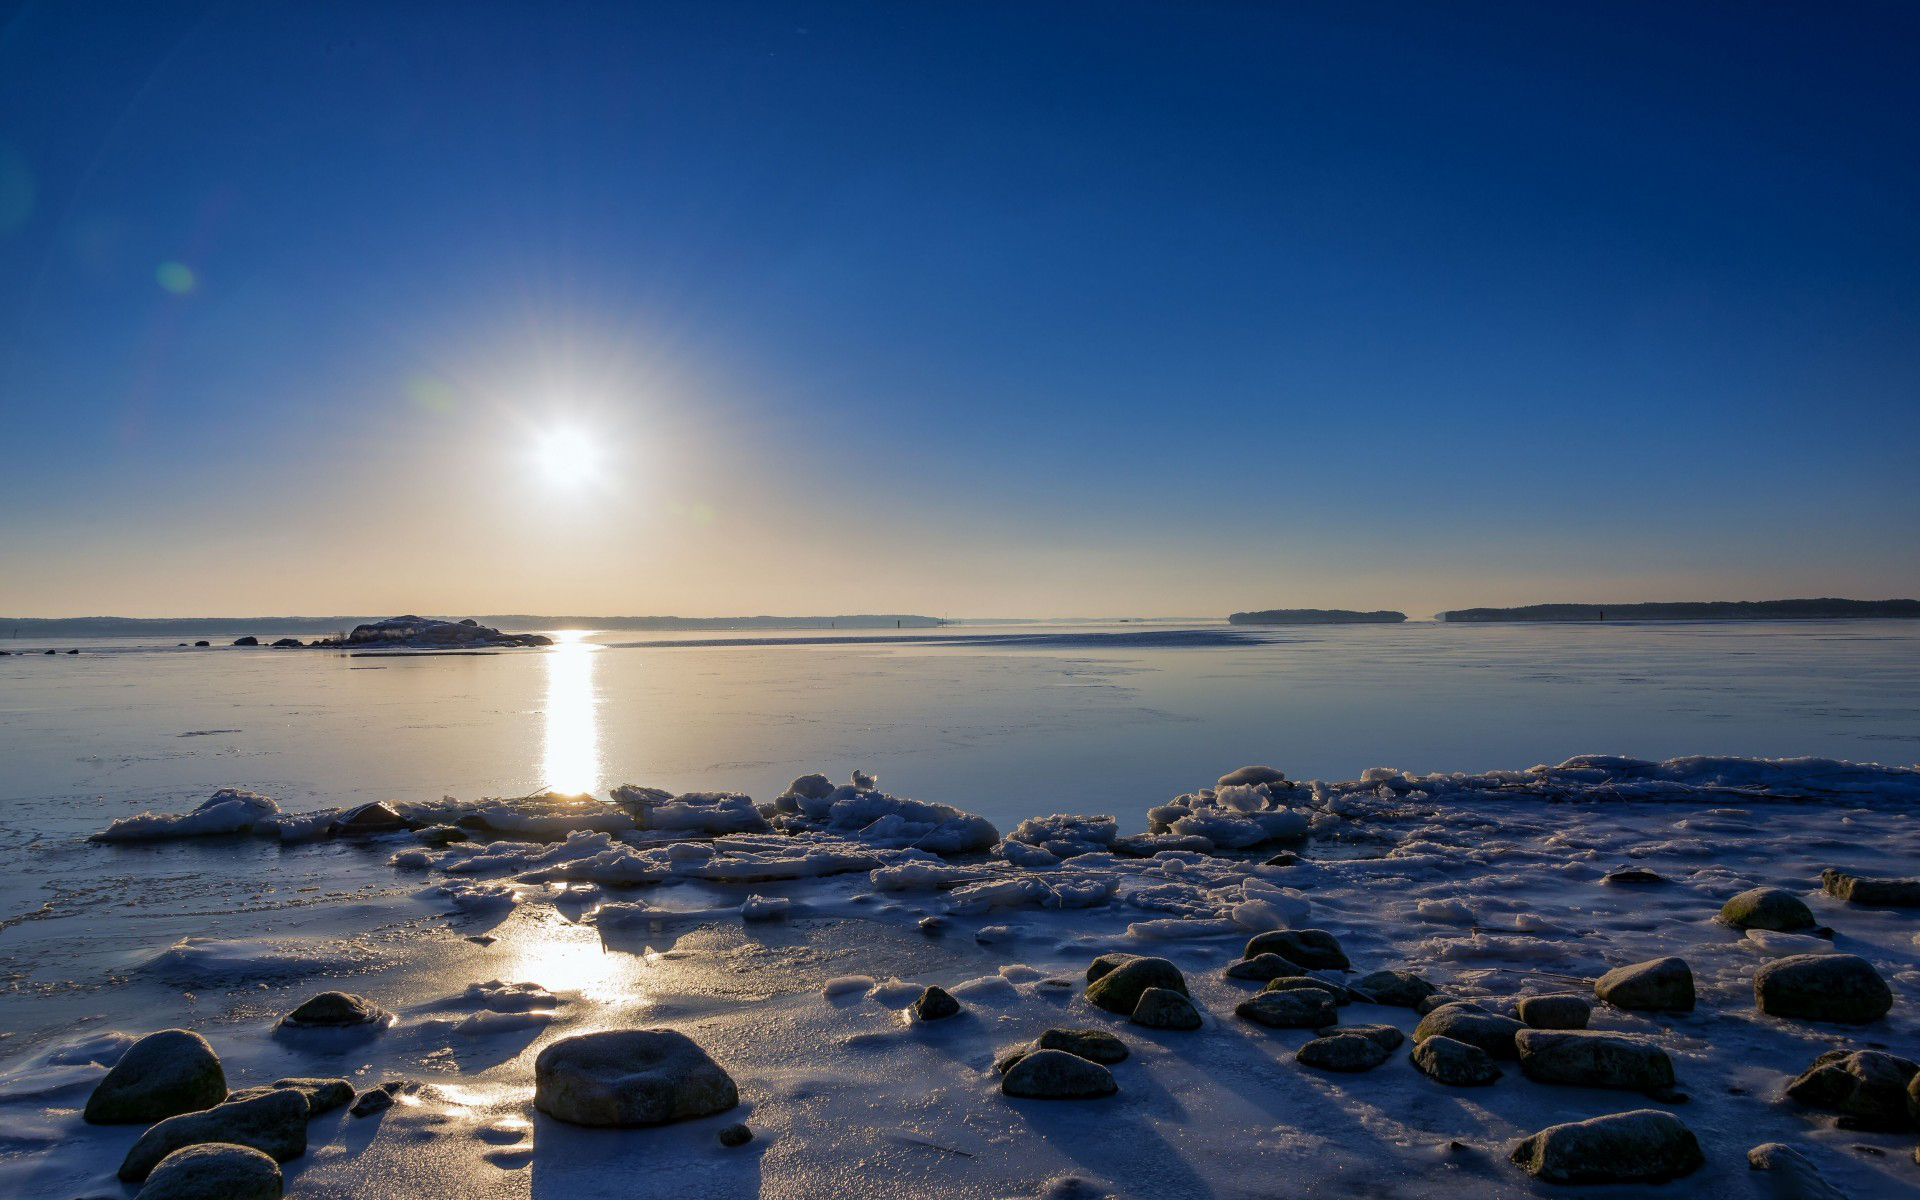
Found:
536,427 -> 600,487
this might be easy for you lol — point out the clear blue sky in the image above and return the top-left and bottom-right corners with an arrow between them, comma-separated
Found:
1,1 -> 1915,617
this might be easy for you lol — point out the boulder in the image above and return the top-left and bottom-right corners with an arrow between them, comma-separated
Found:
136,1143 -> 282,1200
533,1030 -> 738,1126
1352,969 -> 1435,1008
1129,987 -> 1201,1030
1411,1035 -> 1501,1086
1218,765 -> 1288,787
1243,929 -> 1348,970
1603,867 -> 1666,885
1822,869 -> 1920,908
1413,1003 -> 1524,1059
1236,989 -> 1338,1029
1509,1109 -> 1704,1185
278,991 -> 389,1029
1514,1029 -> 1676,1090
1262,976 -> 1349,1005
1085,952 -> 1140,983
329,802 -> 410,835
1314,1023 -> 1404,1051
1784,1049 -> 1919,1130
1594,956 -> 1695,1012
232,637 -> 259,647
1754,954 -> 1892,1024
1085,957 -> 1187,1015
1720,887 -> 1816,932
225,1077 -> 352,1117
1034,1028 -> 1130,1064
270,638 -> 303,648
1514,994 -> 1591,1030
349,1084 -> 402,1117
1415,993 -> 1468,1015
84,1030 -> 228,1124
1297,1034 -> 1391,1072
120,1088 -> 307,1182
1746,1142 -> 1849,1200
1000,1049 -> 1118,1099
1225,952 -> 1306,982
911,986 -> 961,1021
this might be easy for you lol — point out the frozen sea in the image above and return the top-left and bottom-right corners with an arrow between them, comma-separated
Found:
3,619 -> 1920,1199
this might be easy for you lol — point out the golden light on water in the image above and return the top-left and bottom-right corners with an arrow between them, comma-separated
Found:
540,630 -> 602,795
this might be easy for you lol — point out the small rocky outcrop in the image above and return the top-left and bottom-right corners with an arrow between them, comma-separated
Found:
1515,994 -> 1591,1030
84,1030 -> 228,1124
1514,1030 -> 1675,1090
328,802 -> 410,835
1000,1049 -> 1118,1099
1243,929 -> 1348,970
1411,1035 -> 1501,1086
1226,953 -> 1306,982
232,637 -> 259,646
1297,1033 -> 1391,1072
1509,1109 -> 1704,1185
225,1078 -> 352,1117
1352,969 -> 1435,1007
1746,1142 -> 1849,1200
278,991 -> 389,1029
533,1030 -> 738,1126
120,1088 -> 308,1182
1085,957 -> 1187,1015
1822,869 -> 1920,908
136,1143 -> 283,1200
1236,989 -> 1338,1029
311,615 -> 552,650
1413,1003 -> 1524,1059
1754,954 -> 1893,1024
1785,1049 -> 1919,1130
1594,956 -> 1695,1012
1130,987 -> 1201,1030
1720,887 -> 1816,931
911,986 -> 961,1021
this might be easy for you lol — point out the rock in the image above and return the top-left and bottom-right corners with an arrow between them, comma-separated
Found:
417,824 -> 468,845
1911,1067 -> 1920,1125
1754,954 -> 1893,1024
1084,957 -> 1187,1015
329,802 -> 409,835
1415,993 -> 1467,1015
1721,887 -> 1816,932
1515,994 -> 1591,1030
1000,1049 -> 1118,1099
1225,952 -> 1306,982
193,641 -> 210,647
1084,952 -> 1140,983
84,1030 -> 228,1124
1822,869 -> 1920,908
1262,976 -> 1349,1005
1353,969 -> 1436,1007
1413,1003 -> 1525,1059
1509,1109 -> 1705,1185
916,915 -> 944,934
278,991 -> 389,1029
1236,988 -> 1338,1029
1747,1142 -> 1850,1200
1785,1049 -> 1919,1130
1314,1023 -> 1405,1051
1004,1028 -> 1131,1070
135,1143 -> 282,1200
1603,867 -> 1666,884
1411,1035 -> 1501,1086
718,1122 -> 753,1147
534,1030 -> 738,1126
1297,1034 -> 1391,1072
225,1078 -> 352,1117
119,1088 -> 308,1182
270,637 -> 302,648
910,985 -> 961,1021
349,1084 -> 402,1117
1244,929 -> 1348,970
1594,956 -> 1695,1012
232,637 -> 259,646
1514,1029 -> 1676,1090
1263,851 -> 1300,866
1130,987 -> 1202,1030
1219,765 -> 1288,787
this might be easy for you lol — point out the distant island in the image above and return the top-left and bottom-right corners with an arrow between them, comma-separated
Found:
1439,598 -> 1920,623
1228,608 -> 1407,625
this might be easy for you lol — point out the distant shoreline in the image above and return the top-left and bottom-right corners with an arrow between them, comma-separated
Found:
1438,598 -> 1920,623
0,614 -> 948,638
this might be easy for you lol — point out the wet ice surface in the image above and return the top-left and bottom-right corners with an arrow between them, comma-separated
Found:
2,622 -> 1920,1197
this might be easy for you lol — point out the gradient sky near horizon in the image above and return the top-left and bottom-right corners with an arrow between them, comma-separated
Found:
1,1 -> 1916,619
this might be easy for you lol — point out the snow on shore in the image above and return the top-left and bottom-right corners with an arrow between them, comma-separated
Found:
11,755 -> 1920,1198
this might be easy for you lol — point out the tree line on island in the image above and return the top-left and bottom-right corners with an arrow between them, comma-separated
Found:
1230,598 -> 1920,625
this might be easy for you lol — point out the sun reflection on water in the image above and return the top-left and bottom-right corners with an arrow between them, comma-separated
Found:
541,630 -> 602,796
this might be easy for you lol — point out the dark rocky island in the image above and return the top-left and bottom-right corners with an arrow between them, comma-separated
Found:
1439,598 -> 1920,623
307,616 -> 552,649
1228,609 -> 1407,625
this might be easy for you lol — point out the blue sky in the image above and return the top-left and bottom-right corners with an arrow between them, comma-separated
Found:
1,1 -> 1915,617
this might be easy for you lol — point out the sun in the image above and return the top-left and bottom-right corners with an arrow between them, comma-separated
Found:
535,427 -> 600,487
